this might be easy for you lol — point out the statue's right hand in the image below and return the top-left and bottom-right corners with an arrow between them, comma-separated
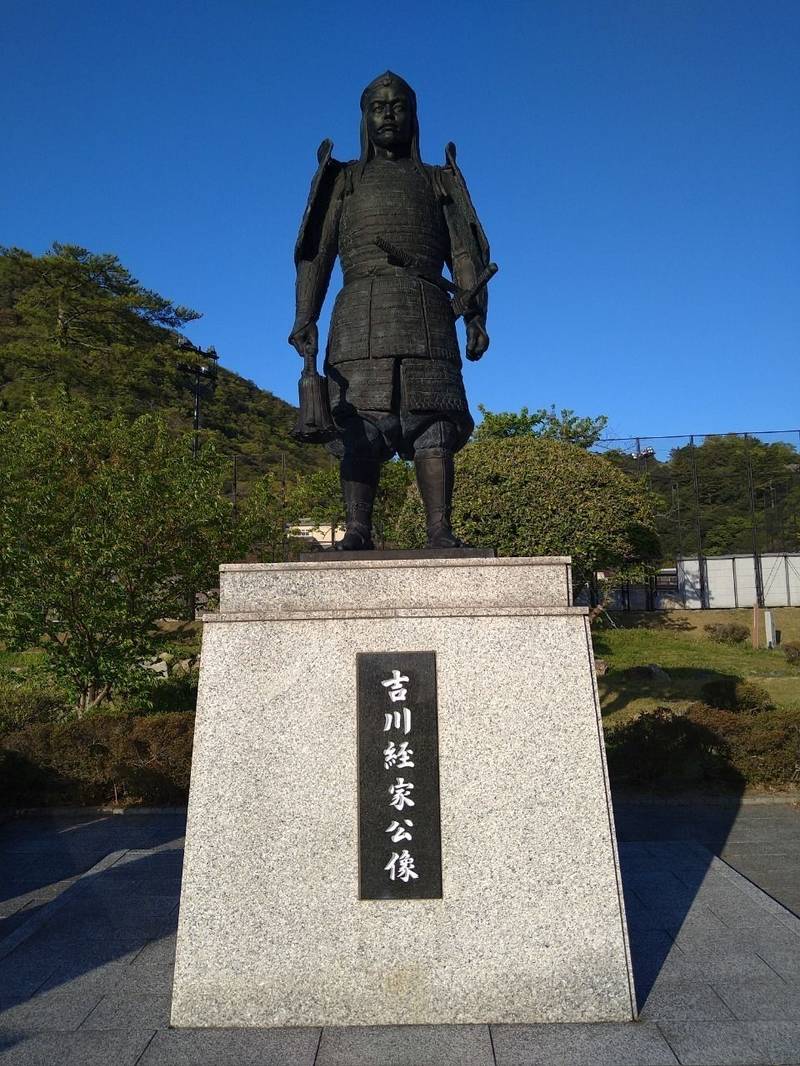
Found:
288,321 -> 318,359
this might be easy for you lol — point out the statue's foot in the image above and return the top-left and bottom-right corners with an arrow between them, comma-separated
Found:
335,523 -> 374,551
425,524 -> 468,549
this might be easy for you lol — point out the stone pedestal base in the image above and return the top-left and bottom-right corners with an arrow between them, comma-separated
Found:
172,556 -> 634,1027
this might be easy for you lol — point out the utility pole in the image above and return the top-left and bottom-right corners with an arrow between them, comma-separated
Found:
232,454 -> 239,522
177,338 -> 219,459
176,337 -> 219,619
745,435 -> 765,645
281,451 -> 288,562
689,436 -> 707,609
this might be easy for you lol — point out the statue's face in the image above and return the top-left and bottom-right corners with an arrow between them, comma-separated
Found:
364,85 -> 413,151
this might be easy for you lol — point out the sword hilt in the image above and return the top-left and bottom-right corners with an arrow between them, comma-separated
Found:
452,262 -> 498,319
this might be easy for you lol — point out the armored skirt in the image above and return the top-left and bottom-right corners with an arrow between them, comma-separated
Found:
324,276 -> 472,460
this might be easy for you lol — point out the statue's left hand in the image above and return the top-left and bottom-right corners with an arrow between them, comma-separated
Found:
289,321 -> 319,359
466,318 -> 489,362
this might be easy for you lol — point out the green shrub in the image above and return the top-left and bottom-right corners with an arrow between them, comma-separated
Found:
0,673 -> 71,735
688,703 -> 800,786
782,641 -> 800,666
605,703 -> 800,789
703,622 -> 750,646
700,677 -> 774,714
113,674 -> 198,716
393,435 -> 660,584
605,707 -> 740,789
0,711 -> 194,806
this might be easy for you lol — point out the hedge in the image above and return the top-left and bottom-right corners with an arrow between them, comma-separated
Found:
0,674 -> 72,734
0,712 -> 194,806
700,678 -> 774,714
703,622 -> 750,646
606,704 -> 800,790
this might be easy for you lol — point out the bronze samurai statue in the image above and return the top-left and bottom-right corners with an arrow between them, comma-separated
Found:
290,71 -> 495,550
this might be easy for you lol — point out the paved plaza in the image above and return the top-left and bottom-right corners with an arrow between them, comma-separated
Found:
0,798 -> 799,1064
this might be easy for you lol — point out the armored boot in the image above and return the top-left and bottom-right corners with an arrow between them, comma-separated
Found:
336,458 -> 379,551
414,453 -> 467,549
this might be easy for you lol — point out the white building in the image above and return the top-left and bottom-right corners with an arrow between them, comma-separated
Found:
594,553 -> 800,610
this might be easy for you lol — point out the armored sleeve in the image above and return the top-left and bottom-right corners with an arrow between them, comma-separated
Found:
440,144 -> 491,323
293,143 -> 346,330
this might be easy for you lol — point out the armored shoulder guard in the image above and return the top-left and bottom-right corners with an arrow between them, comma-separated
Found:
294,139 -> 347,265
442,142 -> 491,268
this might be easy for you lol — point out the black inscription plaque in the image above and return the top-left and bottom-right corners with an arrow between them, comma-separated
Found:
357,651 -> 442,900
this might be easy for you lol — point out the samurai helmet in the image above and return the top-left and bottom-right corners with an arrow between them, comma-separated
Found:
358,70 -> 422,169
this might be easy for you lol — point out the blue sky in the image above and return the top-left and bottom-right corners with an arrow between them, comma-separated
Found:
2,0 -> 798,439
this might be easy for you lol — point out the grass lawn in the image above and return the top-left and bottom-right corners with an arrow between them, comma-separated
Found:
0,647 -> 47,671
594,609 -> 800,727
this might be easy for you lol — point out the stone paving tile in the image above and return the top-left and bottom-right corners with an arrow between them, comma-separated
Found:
0,991 -> 102,1031
640,978 -> 736,1021
33,911 -> 172,945
36,950 -> 143,996
316,1024 -> 494,1065
79,991 -> 172,1029
710,976 -> 800,1022
673,929 -> 790,963
0,899 -> 33,920
0,1028 -> 155,1065
739,1021 -> 800,1064
0,955 -> 55,1000
653,953 -> 783,983
705,894 -> 800,929
754,942 -> 800,982
4,935 -> 145,973
628,931 -> 684,998
765,892 -> 800,919
116,964 -> 176,995
139,1027 -> 321,1065
2,805 -> 799,1064
657,1021 -> 766,1065
129,934 -> 177,971
661,909 -> 732,937
491,1021 -> 679,1065
51,893 -> 179,920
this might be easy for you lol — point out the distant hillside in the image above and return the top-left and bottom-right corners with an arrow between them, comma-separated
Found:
0,243 -> 331,485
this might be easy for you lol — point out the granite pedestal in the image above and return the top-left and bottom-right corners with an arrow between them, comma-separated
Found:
172,556 -> 635,1027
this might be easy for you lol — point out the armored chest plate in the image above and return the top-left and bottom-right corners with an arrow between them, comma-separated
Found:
339,158 -> 448,280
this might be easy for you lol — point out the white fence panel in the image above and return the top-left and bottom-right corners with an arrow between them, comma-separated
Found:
732,556 -> 757,607
762,555 -> 790,608
678,558 -> 704,609
787,556 -> 800,607
706,557 -> 737,608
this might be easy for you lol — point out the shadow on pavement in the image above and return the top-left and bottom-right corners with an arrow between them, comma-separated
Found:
0,814 -> 185,1057
613,793 -> 744,1008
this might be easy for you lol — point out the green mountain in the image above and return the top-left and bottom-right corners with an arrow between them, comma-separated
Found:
0,243 -> 331,486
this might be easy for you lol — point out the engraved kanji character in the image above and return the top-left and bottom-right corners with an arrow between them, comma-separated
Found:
383,740 -> 415,770
383,707 -> 412,735
381,670 -> 409,703
385,849 -> 419,882
389,777 -> 415,810
385,819 -> 414,843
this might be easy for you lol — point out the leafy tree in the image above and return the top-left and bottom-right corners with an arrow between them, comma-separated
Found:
472,405 -> 545,440
0,243 -> 198,393
0,244 -> 328,485
373,460 -> 416,547
0,397 -> 236,712
288,460 -> 414,549
604,434 -> 800,560
394,436 -> 660,586
289,466 -> 344,545
474,403 -> 608,448
237,474 -> 295,561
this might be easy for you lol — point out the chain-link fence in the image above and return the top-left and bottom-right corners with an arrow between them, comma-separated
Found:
220,428 -> 800,604
591,429 -> 800,609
